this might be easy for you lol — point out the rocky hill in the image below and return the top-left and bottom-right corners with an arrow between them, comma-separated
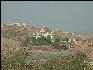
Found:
1,37 -> 21,50
1,23 -> 41,42
1,23 -> 66,42
1,23 -> 55,50
1,23 -> 86,51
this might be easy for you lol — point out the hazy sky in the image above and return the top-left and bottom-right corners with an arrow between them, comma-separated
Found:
1,1 -> 93,32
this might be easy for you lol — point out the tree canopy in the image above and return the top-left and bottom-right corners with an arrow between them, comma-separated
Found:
21,35 -> 52,47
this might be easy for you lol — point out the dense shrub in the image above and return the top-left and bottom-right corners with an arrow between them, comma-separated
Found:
2,51 -> 93,70
53,44 -> 68,50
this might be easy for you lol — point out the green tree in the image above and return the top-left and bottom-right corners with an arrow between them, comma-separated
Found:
46,35 -> 52,45
31,37 -> 37,42
60,45 -> 68,50
53,44 -> 60,50
53,44 -> 68,50
37,36 -> 45,46
31,36 -> 52,46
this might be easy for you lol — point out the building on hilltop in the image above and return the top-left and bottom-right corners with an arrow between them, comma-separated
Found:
32,26 -> 53,41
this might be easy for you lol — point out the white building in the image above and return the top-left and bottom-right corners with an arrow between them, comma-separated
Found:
32,27 -> 53,41
68,38 -> 72,42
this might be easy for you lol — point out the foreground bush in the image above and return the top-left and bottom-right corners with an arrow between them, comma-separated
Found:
1,51 -> 93,70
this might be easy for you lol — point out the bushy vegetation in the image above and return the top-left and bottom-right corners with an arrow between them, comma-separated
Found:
55,35 -> 69,42
31,35 -> 52,46
1,51 -> 93,70
1,51 -> 30,70
38,52 -> 91,70
21,37 -> 31,47
53,44 -> 68,50
21,36 -> 52,47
